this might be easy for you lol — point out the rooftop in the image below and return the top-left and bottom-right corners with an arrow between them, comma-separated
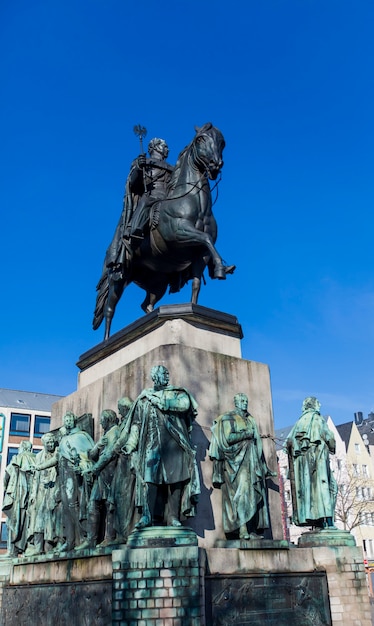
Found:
0,388 -> 64,413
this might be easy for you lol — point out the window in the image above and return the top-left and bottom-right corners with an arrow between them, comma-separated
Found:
355,443 -> 361,454
6,447 -> 19,465
0,522 -> 7,550
362,465 -> 369,478
285,490 -> 291,502
34,416 -> 50,438
339,484 -> 347,494
353,464 -> 360,476
336,459 -> 342,470
10,413 -> 30,436
356,487 -> 362,500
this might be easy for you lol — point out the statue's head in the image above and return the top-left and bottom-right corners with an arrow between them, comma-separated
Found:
19,440 -> 32,453
42,432 -> 56,452
151,365 -> 169,387
63,411 -> 77,431
100,409 -> 118,430
118,397 -> 133,420
234,393 -> 248,412
302,396 -> 321,412
148,138 -> 169,160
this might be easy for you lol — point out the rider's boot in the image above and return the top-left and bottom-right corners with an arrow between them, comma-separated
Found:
213,262 -> 236,279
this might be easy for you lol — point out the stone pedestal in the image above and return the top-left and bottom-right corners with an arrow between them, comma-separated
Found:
3,304 -> 366,625
112,527 -> 203,625
0,542 -> 371,625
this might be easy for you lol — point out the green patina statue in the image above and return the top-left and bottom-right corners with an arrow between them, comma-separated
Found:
76,409 -> 120,550
26,433 -> 61,556
36,412 -> 95,551
109,396 -> 137,541
124,365 -> 200,529
209,393 -> 275,540
2,441 -> 36,556
286,396 -> 337,529
3,373 -> 202,556
77,398 -> 138,548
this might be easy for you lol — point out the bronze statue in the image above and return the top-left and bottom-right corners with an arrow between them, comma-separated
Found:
286,397 -> 337,529
77,410 -> 120,550
26,433 -> 61,555
209,394 -> 275,540
2,441 -> 36,556
125,365 -> 200,529
36,412 -> 95,551
93,123 -> 235,339
109,397 -> 137,541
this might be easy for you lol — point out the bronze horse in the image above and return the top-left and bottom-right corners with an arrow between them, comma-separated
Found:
93,123 -> 235,340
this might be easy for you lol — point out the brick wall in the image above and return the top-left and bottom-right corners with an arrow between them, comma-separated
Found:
112,545 -> 204,626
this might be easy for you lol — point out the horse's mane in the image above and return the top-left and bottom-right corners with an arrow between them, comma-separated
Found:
167,123 -> 215,192
167,143 -> 190,192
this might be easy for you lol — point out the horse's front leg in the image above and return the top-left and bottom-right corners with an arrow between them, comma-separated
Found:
175,220 -> 234,279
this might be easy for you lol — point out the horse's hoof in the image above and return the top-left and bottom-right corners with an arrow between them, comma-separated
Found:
141,303 -> 154,314
224,264 -> 236,275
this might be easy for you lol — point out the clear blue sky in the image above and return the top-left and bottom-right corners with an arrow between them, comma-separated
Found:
1,1 -> 374,428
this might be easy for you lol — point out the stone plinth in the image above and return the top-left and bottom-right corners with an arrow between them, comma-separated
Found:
204,544 -> 372,625
51,304 -> 283,547
298,528 -> 357,547
77,304 -> 243,388
112,528 -> 203,626
0,542 -> 370,625
1,554 -> 113,625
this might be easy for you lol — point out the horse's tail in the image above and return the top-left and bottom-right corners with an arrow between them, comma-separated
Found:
92,270 -> 109,330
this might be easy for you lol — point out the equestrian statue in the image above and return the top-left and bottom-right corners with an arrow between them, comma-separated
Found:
93,123 -> 235,340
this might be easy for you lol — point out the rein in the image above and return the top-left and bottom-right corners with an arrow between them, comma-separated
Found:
162,140 -> 222,203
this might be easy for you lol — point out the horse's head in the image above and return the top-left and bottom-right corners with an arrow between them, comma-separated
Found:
193,123 -> 225,180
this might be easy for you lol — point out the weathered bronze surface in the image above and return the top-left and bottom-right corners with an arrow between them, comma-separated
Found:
2,441 -> 36,556
209,394 -> 276,539
93,123 -> 235,339
1,369 -> 201,557
124,365 -> 200,529
205,572 -> 331,625
286,397 -> 337,529
26,433 -> 60,556
2,580 -> 112,626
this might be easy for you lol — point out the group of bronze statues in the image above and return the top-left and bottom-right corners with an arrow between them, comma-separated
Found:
2,366 -> 338,557
2,366 -> 278,557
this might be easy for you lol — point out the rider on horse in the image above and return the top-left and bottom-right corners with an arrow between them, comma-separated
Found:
93,124 -> 235,339
105,138 -> 174,276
